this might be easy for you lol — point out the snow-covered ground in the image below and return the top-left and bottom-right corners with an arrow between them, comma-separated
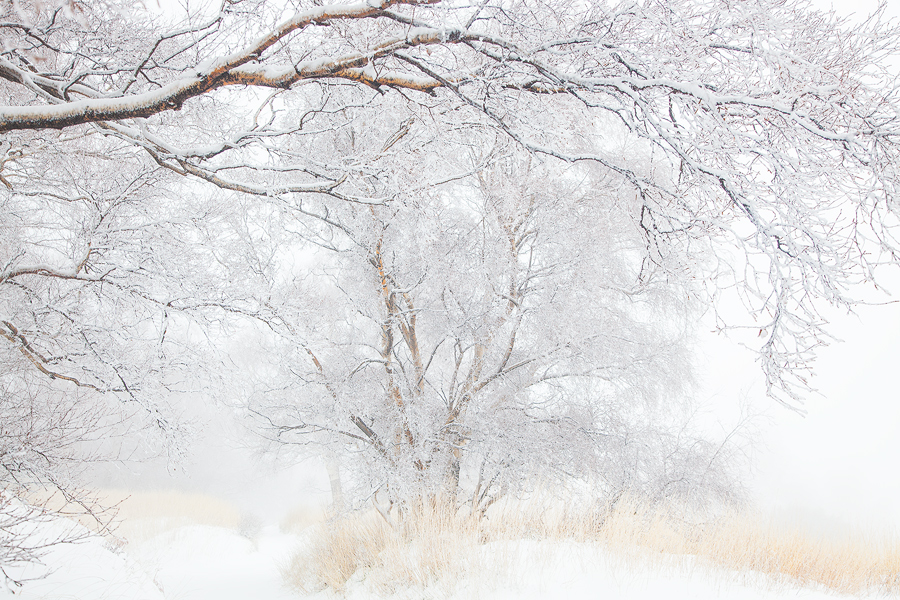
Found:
0,514 -> 863,600
1,520 -> 298,600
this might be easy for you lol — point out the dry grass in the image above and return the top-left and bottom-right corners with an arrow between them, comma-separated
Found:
284,498 -> 482,594
99,489 -> 242,543
575,497 -> 900,595
688,512 -> 900,595
280,503 -> 328,535
285,494 -> 900,597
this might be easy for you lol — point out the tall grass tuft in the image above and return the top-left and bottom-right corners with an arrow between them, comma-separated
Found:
284,497 -> 482,594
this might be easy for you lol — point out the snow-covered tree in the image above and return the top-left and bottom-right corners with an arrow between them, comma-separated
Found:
247,145 -> 743,510
0,107 -> 279,579
0,0 -> 898,527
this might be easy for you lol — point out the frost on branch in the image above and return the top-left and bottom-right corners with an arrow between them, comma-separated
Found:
0,0 -> 898,522
1,0 -> 891,405
245,149 -> 744,509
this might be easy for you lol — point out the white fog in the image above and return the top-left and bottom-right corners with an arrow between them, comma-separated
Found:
1,0 -> 899,598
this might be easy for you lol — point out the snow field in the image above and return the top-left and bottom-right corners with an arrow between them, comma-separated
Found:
2,490 -> 898,599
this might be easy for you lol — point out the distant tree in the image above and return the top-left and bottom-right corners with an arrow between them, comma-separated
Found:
0,0 -> 898,533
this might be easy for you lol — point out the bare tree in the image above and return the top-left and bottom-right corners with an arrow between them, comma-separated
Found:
245,149 -> 745,510
0,0 -> 894,402
0,0 -> 898,532
0,379 -> 124,588
0,117 -> 291,577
